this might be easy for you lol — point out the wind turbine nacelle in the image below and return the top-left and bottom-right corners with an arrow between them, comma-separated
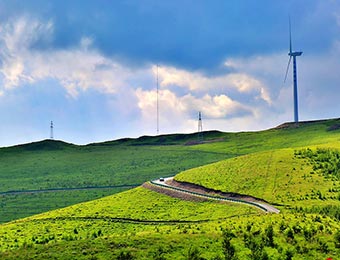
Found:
289,51 -> 303,57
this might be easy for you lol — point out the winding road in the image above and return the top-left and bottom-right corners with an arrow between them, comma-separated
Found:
147,177 -> 280,214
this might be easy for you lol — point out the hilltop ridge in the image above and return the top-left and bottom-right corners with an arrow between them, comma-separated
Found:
0,117 -> 340,259
2,117 -> 340,151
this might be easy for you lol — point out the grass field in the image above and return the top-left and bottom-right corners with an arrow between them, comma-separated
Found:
175,148 -> 340,208
1,118 -> 340,259
0,187 -> 130,223
2,118 -> 340,223
189,119 -> 340,155
0,139 -> 228,223
0,193 -> 339,259
0,187 -> 259,253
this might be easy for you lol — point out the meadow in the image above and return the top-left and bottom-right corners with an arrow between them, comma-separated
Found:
0,190 -> 339,259
175,148 -> 340,208
1,118 -> 340,259
0,139 -> 228,223
2,119 -> 340,223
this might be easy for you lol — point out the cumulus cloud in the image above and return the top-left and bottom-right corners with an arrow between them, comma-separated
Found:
0,17 -> 141,97
181,94 -> 252,119
155,65 -> 272,104
0,16 -> 273,104
134,87 -> 254,134
0,17 -> 273,122
135,88 -> 187,128
0,16 -> 53,87
3,15 -> 326,137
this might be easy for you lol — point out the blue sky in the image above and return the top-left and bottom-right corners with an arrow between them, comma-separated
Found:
1,0 -> 340,146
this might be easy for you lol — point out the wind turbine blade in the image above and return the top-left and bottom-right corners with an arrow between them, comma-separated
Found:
284,56 -> 292,83
289,17 -> 292,54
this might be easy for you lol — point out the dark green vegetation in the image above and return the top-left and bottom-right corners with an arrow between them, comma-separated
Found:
175,148 -> 340,207
0,138 -> 227,223
1,118 -> 340,259
295,148 -> 340,181
4,118 -> 337,224
0,188 -> 130,223
0,206 -> 339,259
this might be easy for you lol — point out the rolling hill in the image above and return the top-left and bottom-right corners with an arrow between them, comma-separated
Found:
1,118 -> 340,259
0,137 -> 228,223
175,148 -> 340,208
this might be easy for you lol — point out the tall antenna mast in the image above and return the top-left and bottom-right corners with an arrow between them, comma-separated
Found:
156,64 -> 159,135
198,111 -> 203,142
50,121 -> 54,140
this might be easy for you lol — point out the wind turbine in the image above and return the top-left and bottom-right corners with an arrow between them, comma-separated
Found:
284,19 -> 303,123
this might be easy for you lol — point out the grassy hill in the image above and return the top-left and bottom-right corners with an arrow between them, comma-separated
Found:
175,148 -> 340,208
1,118 -> 340,259
0,188 -> 339,259
4,118 -> 340,223
188,118 -> 340,155
0,137 -> 228,223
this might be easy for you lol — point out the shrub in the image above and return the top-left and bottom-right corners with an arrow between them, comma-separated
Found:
186,246 -> 205,260
334,230 -> 340,248
264,225 -> 275,247
285,249 -> 294,260
286,228 -> 295,243
222,229 -> 236,260
117,251 -> 134,260
152,247 -> 167,260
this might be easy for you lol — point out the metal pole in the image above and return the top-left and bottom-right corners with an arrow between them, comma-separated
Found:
50,121 -> 54,140
157,65 -> 159,135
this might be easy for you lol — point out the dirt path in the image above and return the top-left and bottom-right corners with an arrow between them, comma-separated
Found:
146,177 -> 280,214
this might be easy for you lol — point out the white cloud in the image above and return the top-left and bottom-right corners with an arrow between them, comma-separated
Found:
0,17 -> 141,97
135,88 -> 187,127
0,16 -> 53,88
0,16 -> 273,108
134,87 -> 254,134
182,94 -> 252,119
28,48 -> 132,97
155,65 -> 272,105
0,16 -> 282,137
5,15 -> 340,137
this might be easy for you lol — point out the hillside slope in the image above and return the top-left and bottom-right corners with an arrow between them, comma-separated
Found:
1,119 -> 340,259
1,185 -> 340,259
175,148 -> 340,209
2,118 -> 340,223
0,138 -> 227,223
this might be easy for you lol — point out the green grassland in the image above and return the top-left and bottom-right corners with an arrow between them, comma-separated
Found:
0,187 -> 259,256
0,140 -> 228,192
2,118 -> 340,223
1,119 -> 340,258
27,187 -> 259,221
0,187 -> 130,223
1,187 -> 339,259
0,190 -> 339,259
0,139 -> 228,223
189,119 -> 340,155
175,148 -> 340,208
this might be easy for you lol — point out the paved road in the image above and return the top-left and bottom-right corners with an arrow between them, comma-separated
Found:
151,177 -> 280,214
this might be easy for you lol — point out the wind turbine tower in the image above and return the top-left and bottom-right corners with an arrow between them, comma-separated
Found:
284,19 -> 303,123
